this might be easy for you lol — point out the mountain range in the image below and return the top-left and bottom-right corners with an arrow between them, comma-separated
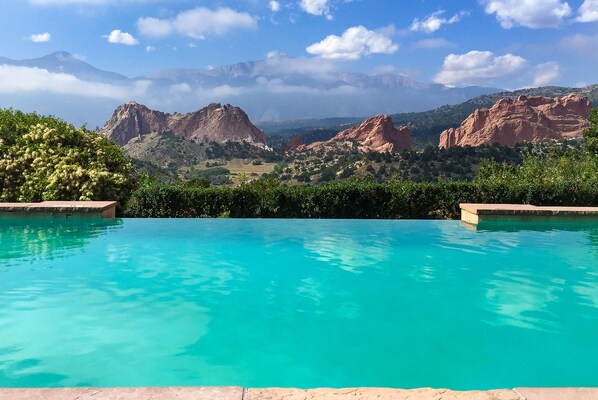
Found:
0,51 -> 500,128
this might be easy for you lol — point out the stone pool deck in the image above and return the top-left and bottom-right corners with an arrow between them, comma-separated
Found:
461,203 -> 598,225
0,201 -> 117,218
1,387 -> 597,400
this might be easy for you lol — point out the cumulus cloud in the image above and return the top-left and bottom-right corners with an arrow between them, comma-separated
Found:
30,32 -> 51,43
576,0 -> 598,22
480,0 -> 572,28
412,38 -> 456,49
434,50 -> 528,86
269,0 -> 281,12
300,0 -> 332,19
145,45 -> 156,52
137,7 -> 257,39
0,64 -> 150,99
137,17 -> 173,37
306,26 -> 398,60
410,10 -> 469,33
103,29 -> 139,45
532,62 -> 562,86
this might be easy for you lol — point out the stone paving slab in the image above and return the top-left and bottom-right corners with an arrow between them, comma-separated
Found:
460,203 -> 598,225
514,387 -> 598,400
460,203 -> 598,216
246,388 -> 521,400
3,387 -> 598,400
0,386 -> 244,400
0,201 -> 118,218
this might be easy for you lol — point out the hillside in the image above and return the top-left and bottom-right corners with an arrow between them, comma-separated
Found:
439,94 -> 592,148
392,84 -> 598,146
123,132 -> 281,184
101,102 -> 267,147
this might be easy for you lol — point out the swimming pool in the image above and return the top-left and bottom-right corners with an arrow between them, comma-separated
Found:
1,218 -> 597,389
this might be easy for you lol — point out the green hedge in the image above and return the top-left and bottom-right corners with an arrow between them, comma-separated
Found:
124,180 -> 598,219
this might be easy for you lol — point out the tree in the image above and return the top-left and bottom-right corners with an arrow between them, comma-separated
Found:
0,109 -> 136,203
584,109 -> 598,155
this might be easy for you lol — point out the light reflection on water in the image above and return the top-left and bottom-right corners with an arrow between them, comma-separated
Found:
1,219 -> 598,389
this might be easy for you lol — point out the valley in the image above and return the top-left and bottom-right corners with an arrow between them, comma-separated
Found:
104,84 -> 596,187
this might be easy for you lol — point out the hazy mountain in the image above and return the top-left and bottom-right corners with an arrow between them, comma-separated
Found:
0,51 -> 128,83
0,51 -> 502,127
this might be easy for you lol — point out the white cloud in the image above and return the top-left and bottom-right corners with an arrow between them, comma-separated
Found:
269,0 -> 281,12
103,29 -> 139,45
137,7 -> 257,39
260,54 -> 338,80
434,50 -> 528,86
558,33 -> 598,57
300,0 -> 332,19
0,64 -> 149,99
480,0 -> 572,28
137,17 -> 173,37
412,38 -> 456,49
145,45 -> 156,52
410,10 -> 469,33
29,32 -> 51,43
170,83 -> 191,93
306,26 -> 398,60
30,0 -> 158,4
532,62 -> 562,86
577,0 -> 598,22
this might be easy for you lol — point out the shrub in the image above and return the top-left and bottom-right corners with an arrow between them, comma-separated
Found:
124,179 -> 598,219
0,109 -> 136,204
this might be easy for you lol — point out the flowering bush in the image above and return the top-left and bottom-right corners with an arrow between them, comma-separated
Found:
0,109 -> 136,203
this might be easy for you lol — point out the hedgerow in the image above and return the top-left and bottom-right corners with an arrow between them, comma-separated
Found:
124,179 -> 598,219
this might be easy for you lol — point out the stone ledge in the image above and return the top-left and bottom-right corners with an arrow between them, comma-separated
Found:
514,387 -> 598,400
0,386 -> 244,400
460,203 -> 598,225
246,388 -> 520,400
1,387 -> 597,400
0,201 -> 118,218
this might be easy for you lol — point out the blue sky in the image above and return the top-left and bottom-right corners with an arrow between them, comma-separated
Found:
1,0 -> 597,88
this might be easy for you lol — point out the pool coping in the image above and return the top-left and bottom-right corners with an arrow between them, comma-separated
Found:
460,203 -> 598,225
0,201 -> 118,218
1,387 -> 597,400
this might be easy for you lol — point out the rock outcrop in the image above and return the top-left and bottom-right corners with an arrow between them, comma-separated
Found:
282,134 -> 306,153
302,115 -> 412,153
439,94 -> 592,148
101,102 -> 267,147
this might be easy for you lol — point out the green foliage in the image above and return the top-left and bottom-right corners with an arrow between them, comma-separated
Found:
181,178 -> 211,189
0,109 -> 136,203
475,151 -> 598,188
391,85 -> 598,146
584,109 -> 598,155
125,179 -> 598,219
196,167 -> 230,177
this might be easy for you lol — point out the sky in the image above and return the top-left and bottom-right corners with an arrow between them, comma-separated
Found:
0,0 -> 597,89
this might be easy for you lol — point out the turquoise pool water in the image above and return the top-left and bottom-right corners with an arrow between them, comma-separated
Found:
1,219 -> 598,389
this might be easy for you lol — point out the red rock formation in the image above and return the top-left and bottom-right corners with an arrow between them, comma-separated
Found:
303,115 -> 412,153
101,102 -> 267,147
439,94 -> 592,148
281,134 -> 305,153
